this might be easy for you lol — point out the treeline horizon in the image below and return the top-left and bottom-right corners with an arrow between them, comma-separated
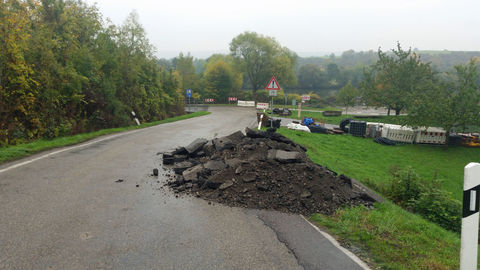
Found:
159,49 -> 480,97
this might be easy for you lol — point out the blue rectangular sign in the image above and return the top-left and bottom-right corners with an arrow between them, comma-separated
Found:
186,89 -> 192,98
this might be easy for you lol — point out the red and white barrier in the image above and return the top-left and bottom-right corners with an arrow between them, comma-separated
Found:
256,103 -> 269,110
414,127 -> 447,144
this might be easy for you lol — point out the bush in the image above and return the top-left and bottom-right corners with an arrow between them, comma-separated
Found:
414,188 -> 462,232
384,167 -> 424,209
384,166 -> 461,232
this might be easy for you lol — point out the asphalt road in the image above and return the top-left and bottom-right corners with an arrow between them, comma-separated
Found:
0,107 -> 369,270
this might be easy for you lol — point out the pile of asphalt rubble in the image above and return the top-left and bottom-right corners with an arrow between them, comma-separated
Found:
160,128 -> 381,215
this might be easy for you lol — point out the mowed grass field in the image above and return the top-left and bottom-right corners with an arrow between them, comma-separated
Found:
272,110 -> 407,126
0,111 -> 211,164
278,129 -> 479,200
278,128 -> 480,269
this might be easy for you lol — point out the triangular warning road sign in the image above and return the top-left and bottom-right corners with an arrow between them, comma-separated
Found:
266,76 -> 281,90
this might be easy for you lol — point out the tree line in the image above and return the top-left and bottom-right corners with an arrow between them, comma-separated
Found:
0,0 -> 185,145
337,43 -> 480,139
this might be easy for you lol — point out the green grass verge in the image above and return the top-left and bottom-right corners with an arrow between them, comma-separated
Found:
0,111 -> 211,164
311,203 -> 460,270
277,128 -> 479,200
277,128 -> 480,269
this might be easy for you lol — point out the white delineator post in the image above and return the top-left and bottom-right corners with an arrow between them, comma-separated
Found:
257,113 -> 264,130
131,111 -> 140,126
460,162 -> 480,270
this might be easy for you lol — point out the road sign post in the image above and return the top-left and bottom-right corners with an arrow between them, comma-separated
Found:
186,89 -> 192,111
461,162 -> 480,270
266,76 -> 280,116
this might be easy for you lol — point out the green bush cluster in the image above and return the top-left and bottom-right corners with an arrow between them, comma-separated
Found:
382,167 -> 462,232
0,1 -> 184,146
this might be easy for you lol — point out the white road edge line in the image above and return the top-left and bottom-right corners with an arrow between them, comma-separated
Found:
0,128 -> 146,174
301,215 -> 371,270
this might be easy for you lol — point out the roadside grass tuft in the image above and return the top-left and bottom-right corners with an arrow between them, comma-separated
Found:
0,111 -> 211,164
311,202 -> 460,270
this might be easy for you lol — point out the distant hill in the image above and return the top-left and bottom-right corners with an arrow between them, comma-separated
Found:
297,50 -> 480,72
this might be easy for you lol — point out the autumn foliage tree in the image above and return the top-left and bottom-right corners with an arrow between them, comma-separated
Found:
0,0 -> 184,145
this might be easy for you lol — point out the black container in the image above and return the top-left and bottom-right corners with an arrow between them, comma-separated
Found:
349,121 -> 367,137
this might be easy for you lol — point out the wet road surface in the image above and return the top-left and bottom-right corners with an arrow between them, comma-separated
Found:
0,107 -> 368,270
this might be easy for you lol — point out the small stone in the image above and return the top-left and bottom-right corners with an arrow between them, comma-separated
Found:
301,191 -> 312,198
242,172 -> 256,183
219,180 -> 234,190
185,138 -> 208,154
225,158 -> 242,169
213,137 -> 235,152
195,151 -> 206,157
204,160 -> 227,171
115,179 -> 124,183
163,152 -> 174,158
153,168 -> 159,176
136,184 -> 139,188
172,147 -> 187,155
235,166 -> 243,174
243,144 -> 256,150
174,155 -> 188,162
173,161 -> 194,174
162,157 -> 174,165
274,150 -> 302,163
182,164 -> 203,181
256,184 -> 270,192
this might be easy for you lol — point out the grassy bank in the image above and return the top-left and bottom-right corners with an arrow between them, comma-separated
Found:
0,111 -> 211,164
277,128 -> 479,200
277,128 -> 480,269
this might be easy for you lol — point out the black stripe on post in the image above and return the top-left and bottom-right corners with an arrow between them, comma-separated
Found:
463,185 -> 480,218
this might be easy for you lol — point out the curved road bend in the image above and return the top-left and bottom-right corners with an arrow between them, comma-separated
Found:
0,107 -> 369,270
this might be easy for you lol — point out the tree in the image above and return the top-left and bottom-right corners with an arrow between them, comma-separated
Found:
337,82 -> 359,115
175,52 -> 199,90
297,64 -> 329,90
406,60 -> 480,145
204,54 -> 243,99
230,31 -> 297,99
0,0 -> 38,143
364,42 -> 435,115
203,60 -> 233,101
0,2 -> 184,144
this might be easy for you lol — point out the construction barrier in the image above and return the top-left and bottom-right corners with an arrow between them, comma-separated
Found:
256,103 -> 269,109
414,127 -> 447,144
381,124 -> 416,143
238,100 -> 255,107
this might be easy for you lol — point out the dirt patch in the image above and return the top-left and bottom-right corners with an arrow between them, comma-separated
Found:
161,128 -> 379,216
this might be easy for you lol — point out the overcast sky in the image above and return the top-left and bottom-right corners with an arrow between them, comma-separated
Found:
85,0 -> 480,59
